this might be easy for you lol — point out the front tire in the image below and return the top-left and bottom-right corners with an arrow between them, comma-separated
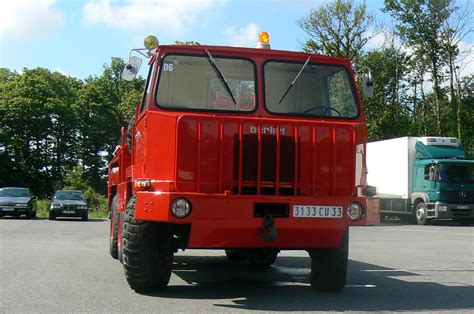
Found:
225,249 -> 246,261
414,203 -> 430,225
309,229 -> 348,293
48,212 -> 56,220
247,249 -> 279,267
122,197 -> 173,292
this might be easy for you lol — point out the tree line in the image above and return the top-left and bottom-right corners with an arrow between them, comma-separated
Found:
1,0 -> 473,198
0,59 -> 144,197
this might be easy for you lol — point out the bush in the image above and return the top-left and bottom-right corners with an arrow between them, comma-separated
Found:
36,199 -> 51,218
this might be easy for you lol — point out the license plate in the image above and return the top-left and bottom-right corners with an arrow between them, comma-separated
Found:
457,205 -> 469,210
293,205 -> 343,218
63,210 -> 75,214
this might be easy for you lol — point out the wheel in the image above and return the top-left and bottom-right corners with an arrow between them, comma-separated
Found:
48,212 -> 56,220
247,249 -> 279,267
122,197 -> 173,292
309,229 -> 348,292
82,213 -> 89,221
25,210 -> 32,219
31,209 -> 37,218
414,203 -> 430,225
109,196 -> 119,259
225,249 -> 246,261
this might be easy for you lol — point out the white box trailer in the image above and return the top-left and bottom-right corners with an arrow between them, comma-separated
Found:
366,137 -> 417,199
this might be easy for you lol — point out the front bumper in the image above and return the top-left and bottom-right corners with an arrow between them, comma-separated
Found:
428,202 -> 474,220
0,205 -> 30,216
134,191 -> 366,249
50,208 -> 87,218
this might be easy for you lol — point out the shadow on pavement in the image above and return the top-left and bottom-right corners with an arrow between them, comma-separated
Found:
145,255 -> 473,312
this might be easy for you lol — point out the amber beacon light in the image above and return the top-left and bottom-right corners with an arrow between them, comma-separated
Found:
257,32 -> 271,49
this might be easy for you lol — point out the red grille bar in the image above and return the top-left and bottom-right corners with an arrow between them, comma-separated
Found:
294,126 -> 299,196
276,123 -> 281,196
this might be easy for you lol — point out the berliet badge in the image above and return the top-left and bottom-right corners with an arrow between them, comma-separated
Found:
459,191 -> 466,198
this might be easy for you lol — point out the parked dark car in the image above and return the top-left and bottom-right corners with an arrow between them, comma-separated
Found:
0,187 -> 37,218
49,190 -> 88,221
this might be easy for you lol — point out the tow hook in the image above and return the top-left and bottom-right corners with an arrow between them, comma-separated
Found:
258,214 -> 277,242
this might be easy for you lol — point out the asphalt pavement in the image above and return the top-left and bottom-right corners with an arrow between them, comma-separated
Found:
1,217 -> 473,312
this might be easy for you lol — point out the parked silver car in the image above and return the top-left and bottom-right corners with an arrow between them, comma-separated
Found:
0,187 -> 37,219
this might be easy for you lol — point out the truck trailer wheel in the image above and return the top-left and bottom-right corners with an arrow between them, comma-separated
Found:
122,197 -> 173,292
414,203 -> 430,225
109,196 -> 118,259
308,229 -> 348,292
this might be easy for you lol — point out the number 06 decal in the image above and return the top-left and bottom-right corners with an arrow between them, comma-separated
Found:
163,63 -> 174,72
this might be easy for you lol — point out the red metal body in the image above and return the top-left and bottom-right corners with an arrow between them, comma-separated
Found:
108,45 -> 368,251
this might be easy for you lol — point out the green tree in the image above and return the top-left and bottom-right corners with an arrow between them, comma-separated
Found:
299,0 -> 376,61
76,58 -> 144,192
384,0 -> 452,135
0,68 -> 81,196
361,45 -> 412,140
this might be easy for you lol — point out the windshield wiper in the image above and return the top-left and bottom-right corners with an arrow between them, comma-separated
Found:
278,56 -> 311,104
205,49 -> 237,105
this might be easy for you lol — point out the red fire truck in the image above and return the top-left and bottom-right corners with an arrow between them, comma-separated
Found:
108,33 -> 373,293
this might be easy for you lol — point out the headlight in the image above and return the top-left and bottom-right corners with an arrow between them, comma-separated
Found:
77,205 -> 87,210
347,202 -> 363,221
170,198 -> 191,219
51,203 -> 61,209
15,203 -> 28,207
438,205 -> 448,212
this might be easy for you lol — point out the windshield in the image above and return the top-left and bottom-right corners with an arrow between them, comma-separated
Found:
437,164 -> 474,183
157,54 -> 256,112
0,188 -> 29,197
264,61 -> 359,118
54,191 -> 85,201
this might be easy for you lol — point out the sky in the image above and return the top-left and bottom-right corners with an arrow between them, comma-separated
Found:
0,0 -> 473,80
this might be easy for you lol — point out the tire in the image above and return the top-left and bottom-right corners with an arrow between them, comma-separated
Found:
122,197 -> 173,292
247,249 -> 279,267
414,202 -> 430,225
309,229 -> 348,293
48,212 -> 56,220
25,210 -> 32,219
109,196 -> 119,259
31,210 -> 37,219
82,213 -> 89,221
225,249 -> 246,261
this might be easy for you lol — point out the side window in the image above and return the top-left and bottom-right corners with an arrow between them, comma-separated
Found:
424,164 -> 435,181
140,61 -> 155,112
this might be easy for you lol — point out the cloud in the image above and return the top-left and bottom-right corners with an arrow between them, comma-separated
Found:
0,0 -> 64,40
222,23 -> 259,47
82,0 -> 224,34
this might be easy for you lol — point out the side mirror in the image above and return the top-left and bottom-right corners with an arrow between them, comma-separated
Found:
122,56 -> 143,81
362,75 -> 374,98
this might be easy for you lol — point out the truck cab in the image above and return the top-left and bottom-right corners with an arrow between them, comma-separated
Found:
108,33 -> 371,293
412,138 -> 474,224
